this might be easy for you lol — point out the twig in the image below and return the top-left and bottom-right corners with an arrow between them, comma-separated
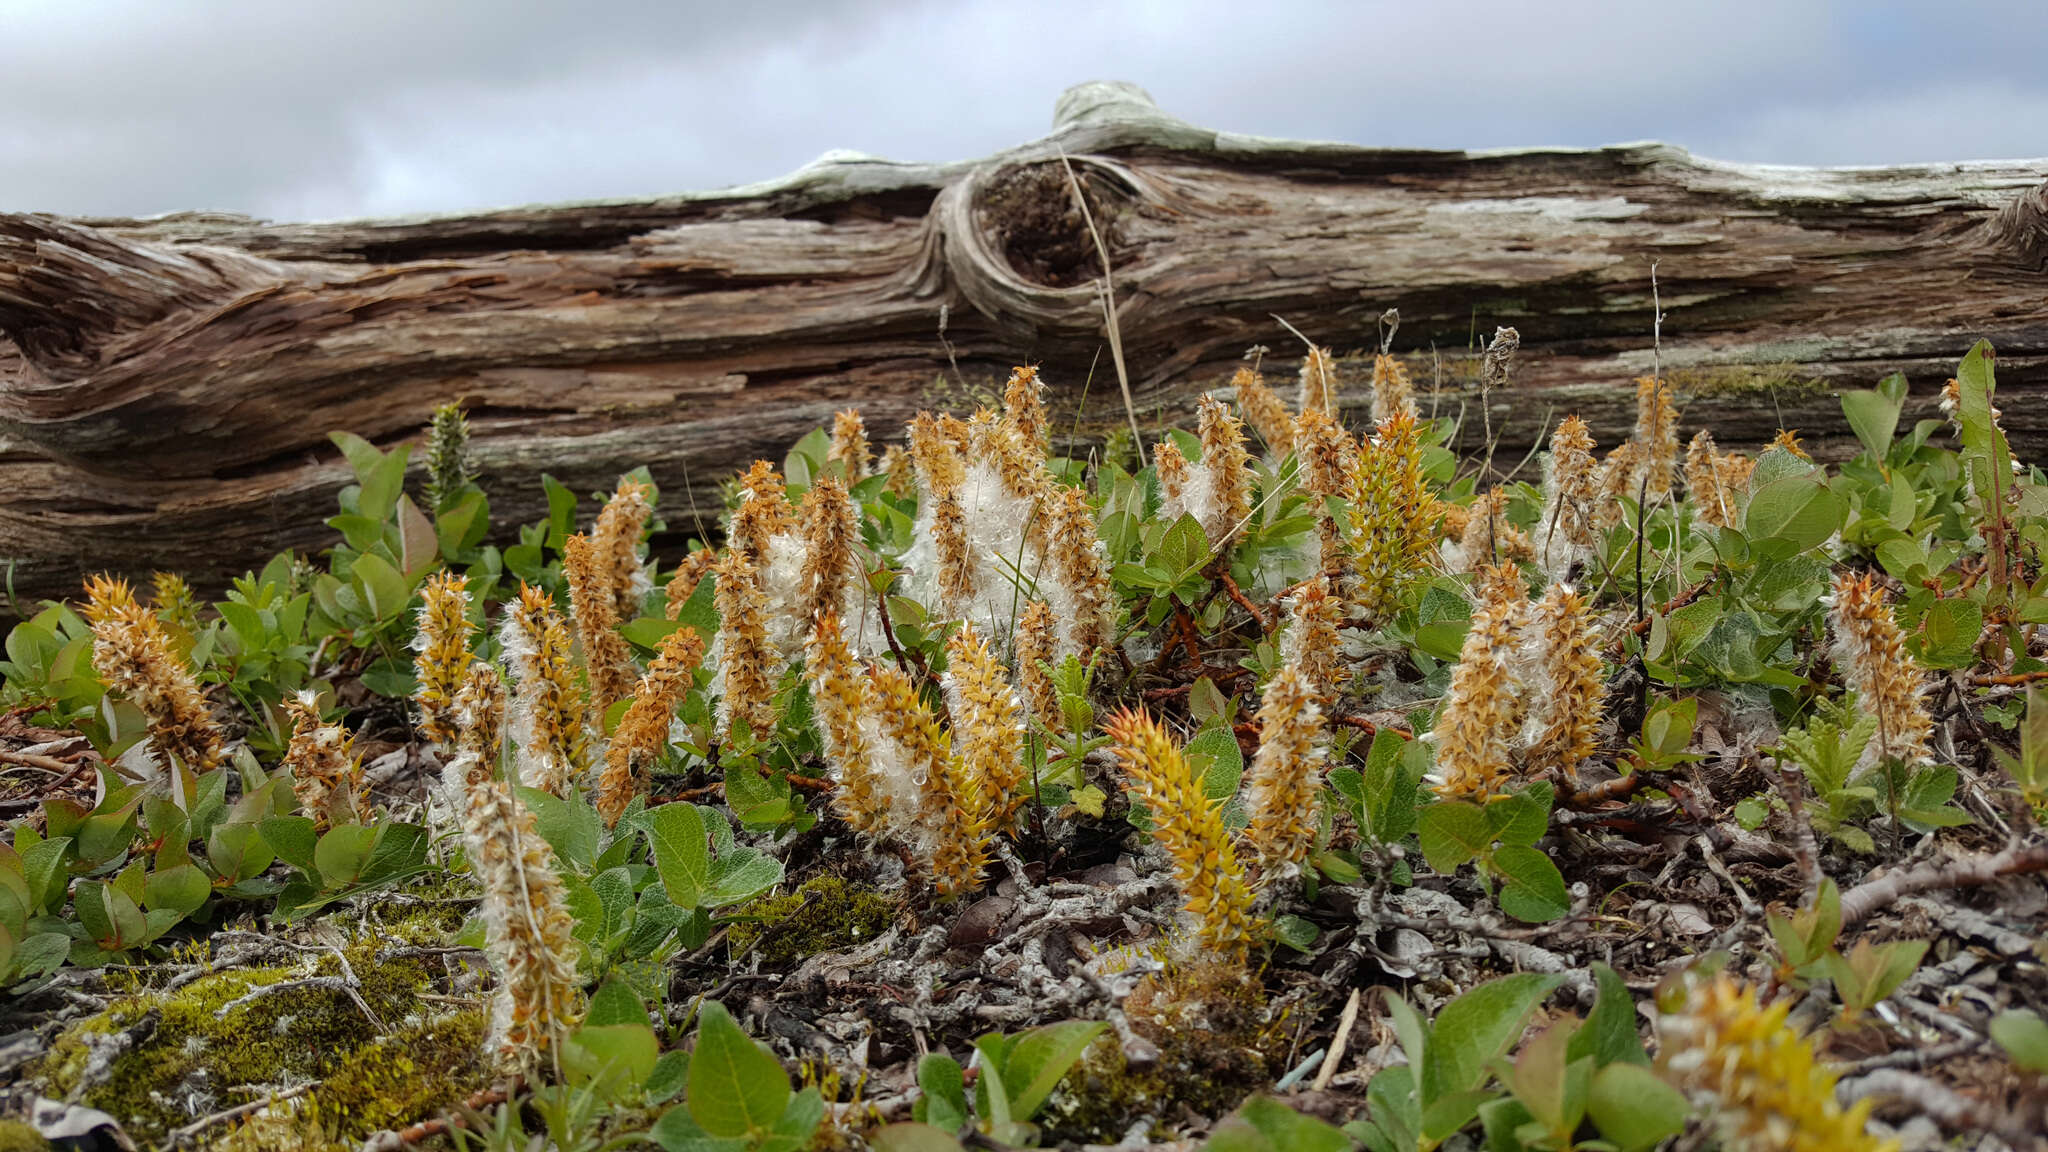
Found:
1216,570 -> 1270,631
1839,838 -> 2048,926
1312,987 -> 1362,1092
1838,1068 -> 2041,1147
1770,756 -> 1823,906
167,1083 -> 315,1147
1058,151 -> 1144,459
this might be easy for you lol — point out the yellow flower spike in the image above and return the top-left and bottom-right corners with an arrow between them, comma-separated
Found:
412,571 -> 476,750
81,574 -> 226,775
500,583 -> 590,797
1197,394 -> 1254,550
1295,408 -> 1359,581
1449,486 -> 1532,575
828,408 -> 872,480
1633,376 -> 1679,499
872,661 -> 989,896
149,572 -> 200,635
1231,365 -> 1296,457
1106,707 -> 1255,959
1002,365 -> 1050,455
1279,576 -> 1345,699
729,459 -> 796,566
592,476 -> 655,623
710,550 -> 777,742
452,662 -> 508,790
910,413 -> 976,615
1349,411 -> 1442,626
281,693 -> 362,832
1369,352 -> 1418,425
1014,600 -> 1062,735
1684,429 -> 1732,528
1297,344 -> 1339,417
1536,415 -> 1601,581
1828,573 -> 1934,765
878,443 -> 916,499
1656,970 -> 1897,1152
1771,428 -> 1811,460
664,550 -> 717,622
597,624 -> 706,829
1520,584 -> 1604,784
446,741 -> 582,1073
1594,439 -> 1646,531
1241,663 -> 1328,882
945,623 -> 1028,834
564,533 -> 636,718
1429,598 -> 1524,802
1044,484 -> 1116,659
797,475 -> 863,628
805,610 -> 892,836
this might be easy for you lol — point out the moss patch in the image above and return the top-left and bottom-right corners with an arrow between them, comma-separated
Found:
1668,361 -> 1824,397
32,936 -> 465,1148
725,875 -> 895,967
0,1120 -> 49,1152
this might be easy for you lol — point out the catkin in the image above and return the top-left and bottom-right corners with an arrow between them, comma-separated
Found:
1828,573 -> 1933,765
596,625 -> 706,828
1106,708 -> 1255,958
413,571 -> 476,749
81,575 -> 225,774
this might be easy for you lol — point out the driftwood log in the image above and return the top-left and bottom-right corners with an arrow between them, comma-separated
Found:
3,80 -> 2046,610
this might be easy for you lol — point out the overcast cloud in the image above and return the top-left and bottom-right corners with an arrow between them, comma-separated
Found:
3,0 -> 2043,221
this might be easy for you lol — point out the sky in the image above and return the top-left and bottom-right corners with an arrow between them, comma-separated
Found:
3,0 -> 2044,222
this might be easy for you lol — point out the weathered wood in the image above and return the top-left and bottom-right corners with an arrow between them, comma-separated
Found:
3,81 -> 2046,609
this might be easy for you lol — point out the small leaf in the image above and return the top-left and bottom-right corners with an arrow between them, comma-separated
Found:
914,1053 -> 970,1131
687,1001 -> 791,1138
993,1020 -> 1108,1122
1422,972 -> 1563,1104
1992,1009 -> 2048,1074
648,802 -> 712,911
867,1124 -> 967,1152
1272,915 -> 1320,953
1585,1063 -> 1688,1152
1418,801 -> 1489,874
1231,1097 -> 1352,1152
1492,846 -> 1571,923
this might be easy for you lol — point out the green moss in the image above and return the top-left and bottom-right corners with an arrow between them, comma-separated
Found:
724,875 -> 895,967
1038,963 -> 1285,1144
0,1120 -> 50,1151
32,936 -> 449,1147
1667,361 -> 1824,397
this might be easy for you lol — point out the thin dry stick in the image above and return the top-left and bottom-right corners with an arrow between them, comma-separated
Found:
1839,839 -> 2048,926
1058,151 -> 1145,460
1313,986 -> 1363,1091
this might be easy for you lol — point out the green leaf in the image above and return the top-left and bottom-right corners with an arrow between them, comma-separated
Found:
651,1107 -> 748,1152
687,1001 -> 791,1138
708,849 -> 784,909
1743,475 -> 1843,558
866,1124 -> 967,1152
22,837 -> 71,914
358,442 -> 412,523
1485,783 -> 1552,848
621,616 -> 684,651
1418,801 -> 1489,874
993,1020 -> 1108,1122
1362,1064 -> 1420,1152
1492,846 -> 1571,923
328,431 -> 384,483
355,823 -> 431,888
1992,1009 -> 2048,1074
1156,513 -> 1210,579
517,787 -> 601,872
1566,963 -> 1648,1067
143,864 -> 210,917
648,802 -> 712,911
1230,1097 -> 1352,1152
1841,377 -> 1906,460
565,1022 -> 659,1099
350,552 -> 411,622
646,1049 -> 691,1104
913,1053 -> 970,1131
1272,914 -> 1321,953
313,823 -> 379,890
1585,1064 -> 1688,1152
1185,724 -> 1245,803
258,816 -> 320,874
1361,730 -> 1420,844
1422,973 -> 1563,1104
1911,598 -> 1982,670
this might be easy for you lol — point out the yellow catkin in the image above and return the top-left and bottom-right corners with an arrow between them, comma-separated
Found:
1656,971 -> 1896,1152
596,625 -> 706,828
447,741 -> 582,1072
1298,345 -> 1339,417
592,476 -> 654,623
710,551 -> 777,741
149,572 -> 200,635
828,408 -> 872,480
1105,708 -> 1256,958
804,610 -> 891,835
1595,439 -> 1646,531
729,460 -> 795,565
1045,483 -> 1116,658
664,550 -> 717,621
1828,573 -> 1933,764
1634,376 -> 1679,499
1241,663 -> 1327,881
1156,438 -> 1194,517
872,661 -> 989,896
1771,428 -> 1811,460
1232,365 -> 1296,456
1197,394 -> 1254,550
798,476 -> 862,627
564,533 -> 636,717
452,662 -> 507,776
1369,353 -> 1417,424
1279,576 -> 1345,698
1537,415 -> 1601,580
1015,600 -> 1062,734
910,413 -> 975,614
81,575 -> 225,774
1429,599 -> 1523,801
1520,584 -> 1604,782
412,571 -> 476,749
1350,411 -> 1442,624
945,623 -> 1029,833
501,584 -> 590,797
281,693 -> 362,831
1450,486 -> 1531,574
1473,560 -> 1528,610
1002,365 -> 1050,454
1717,452 -> 1756,509
971,407 -> 1055,543
878,444 -> 916,499
1295,409 -> 1358,581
